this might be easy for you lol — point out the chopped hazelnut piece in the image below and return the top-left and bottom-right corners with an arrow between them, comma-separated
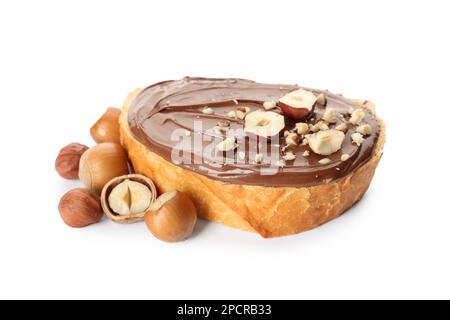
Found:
335,123 -> 348,132
202,107 -> 214,115
236,110 -> 246,120
316,93 -> 327,106
213,126 -> 229,134
341,154 -> 350,161
216,137 -> 237,152
284,130 -> 290,137
349,108 -> 365,125
351,132 -> 364,146
276,159 -> 286,167
263,101 -> 277,110
238,106 -> 251,113
302,150 -> 310,157
236,107 -> 251,120
227,111 -> 236,118
286,132 -> 300,146
244,110 -> 285,139
295,122 -> 309,135
356,124 -> 372,136
361,100 -> 376,114
307,129 -> 345,156
323,107 -> 337,123
283,151 -> 296,161
353,100 -> 375,113
310,121 -> 329,133
318,158 -> 332,165
218,121 -> 231,128
254,153 -> 263,163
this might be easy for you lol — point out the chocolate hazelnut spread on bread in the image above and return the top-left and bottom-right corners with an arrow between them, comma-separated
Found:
128,77 -> 379,187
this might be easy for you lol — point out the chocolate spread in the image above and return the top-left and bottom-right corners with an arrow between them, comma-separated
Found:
128,77 -> 379,187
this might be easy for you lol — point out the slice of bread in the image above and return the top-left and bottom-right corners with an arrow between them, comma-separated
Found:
119,89 -> 385,237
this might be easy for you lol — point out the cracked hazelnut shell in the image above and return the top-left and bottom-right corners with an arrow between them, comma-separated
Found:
101,174 -> 157,224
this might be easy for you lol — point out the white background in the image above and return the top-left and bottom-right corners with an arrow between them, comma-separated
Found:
0,0 -> 449,300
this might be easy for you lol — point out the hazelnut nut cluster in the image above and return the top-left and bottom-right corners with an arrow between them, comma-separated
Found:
213,89 -> 373,169
55,107 -> 198,242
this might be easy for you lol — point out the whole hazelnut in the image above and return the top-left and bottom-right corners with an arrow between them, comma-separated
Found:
90,107 -> 121,144
58,188 -> 103,228
55,143 -> 89,179
144,190 -> 197,243
79,142 -> 129,194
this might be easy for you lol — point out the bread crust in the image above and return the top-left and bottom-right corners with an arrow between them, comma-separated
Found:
120,89 -> 385,238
